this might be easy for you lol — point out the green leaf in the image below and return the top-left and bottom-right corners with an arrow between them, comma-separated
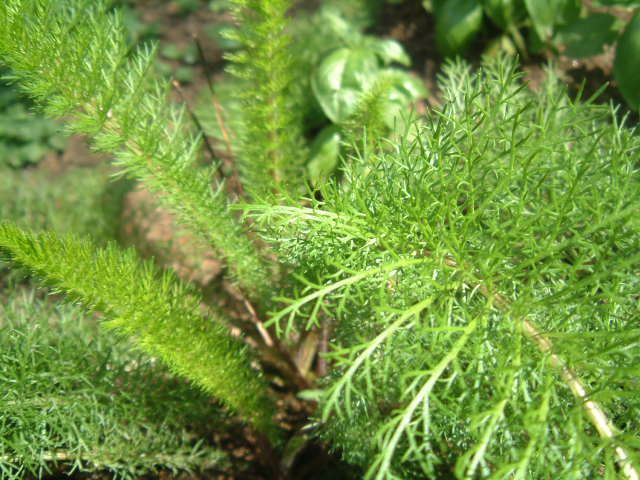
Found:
435,0 -> 484,56
554,13 -> 620,58
614,10 -> 640,110
205,23 -> 242,50
382,70 -> 427,128
482,0 -> 526,29
311,47 -> 379,123
307,125 -> 342,183
524,0 -> 581,41
371,38 -> 411,66
320,8 -> 355,41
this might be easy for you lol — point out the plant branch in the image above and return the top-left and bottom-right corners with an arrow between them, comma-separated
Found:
474,280 -> 639,480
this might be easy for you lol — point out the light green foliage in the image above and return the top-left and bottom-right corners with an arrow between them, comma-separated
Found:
201,3 -> 424,186
251,59 -> 640,478
0,74 -> 66,168
224,0 -> 306,196
0,0 -> 269,296
0,225 -> 275,435
2,0 -> 639,477
0,288 -> 225,479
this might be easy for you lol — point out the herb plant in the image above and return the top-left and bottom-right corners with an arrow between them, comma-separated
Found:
0,1 -> 639,479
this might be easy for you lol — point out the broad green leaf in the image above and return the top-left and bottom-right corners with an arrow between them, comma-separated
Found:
524,0 -> 581,41
307,125 -> 341,183
383,71 -> 427,128
482,0 -> 526,29
554,13 -> 620,58
320,8 -> 354,41
435,0 -> 484,56
311,47 -> 379,123
371,38 -> 411,66
614,10 -> 640,110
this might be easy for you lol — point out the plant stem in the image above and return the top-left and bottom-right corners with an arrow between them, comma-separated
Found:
478,287 -> 639,480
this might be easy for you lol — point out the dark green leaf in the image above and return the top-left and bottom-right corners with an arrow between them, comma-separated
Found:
554,13 -> 620,58
435,0 -> 484,56
614,10 -> 640,110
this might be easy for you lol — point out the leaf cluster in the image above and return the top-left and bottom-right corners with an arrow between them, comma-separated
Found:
0,288 -> 225,479
0,0 -> 269,296
1,0 -> 639,478
224,0 -> 307,196
0,166 -> 128,284
251,58 -> 640,478
427,0 -> 640,110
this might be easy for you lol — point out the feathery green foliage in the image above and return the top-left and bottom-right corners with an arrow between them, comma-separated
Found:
224,0 -> 307,196
0,288 -> 225,479
1,0 -> 640,477
0,224 -> 274,435
249,59 -> 640,478
0,0 -> 268,296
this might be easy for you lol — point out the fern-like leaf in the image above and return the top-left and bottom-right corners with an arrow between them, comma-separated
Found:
0,223 -> 275,436
225,0 -> 307,196
0,0 -> 269,297
252,58 -> 640,478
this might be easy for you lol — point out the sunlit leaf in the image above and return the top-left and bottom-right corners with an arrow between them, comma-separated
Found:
524,0 -> 581,41
311,47 -> 379,123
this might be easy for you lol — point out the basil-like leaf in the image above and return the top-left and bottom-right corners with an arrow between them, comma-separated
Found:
311,47 -> 379,123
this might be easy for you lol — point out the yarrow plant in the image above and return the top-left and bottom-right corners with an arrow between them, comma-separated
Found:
0,0 -> 638,478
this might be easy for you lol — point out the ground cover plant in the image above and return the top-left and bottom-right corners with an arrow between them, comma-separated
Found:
0,0 -> 639,479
